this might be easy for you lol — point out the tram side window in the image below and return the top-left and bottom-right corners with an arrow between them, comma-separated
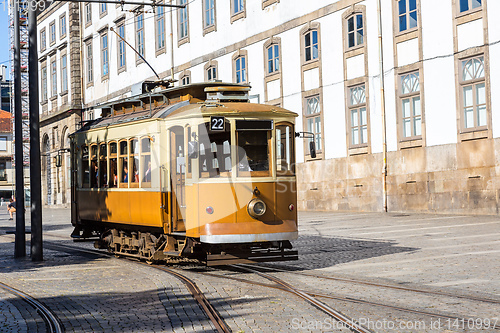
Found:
276,124 -> 295,176
119,140 -> 128,187
130,138 -> 139,186
99,143 -> 107,187
90,145 -> 98,188
82,145 -> 90,187
198,122 -> 232,178
237,130 -> 270,177
109,142 -> 118,188
141,137 -> 151,187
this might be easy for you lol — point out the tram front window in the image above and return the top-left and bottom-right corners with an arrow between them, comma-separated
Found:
198,122 -> 232,178
237,130 -> 270,177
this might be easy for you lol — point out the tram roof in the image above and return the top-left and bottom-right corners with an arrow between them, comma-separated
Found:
75,82 -> 297,133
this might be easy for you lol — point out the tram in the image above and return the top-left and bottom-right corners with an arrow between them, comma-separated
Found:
70,82 -> 302,265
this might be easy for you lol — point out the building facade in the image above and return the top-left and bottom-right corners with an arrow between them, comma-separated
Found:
37,0 -> 500,214
37,2 -> 82,206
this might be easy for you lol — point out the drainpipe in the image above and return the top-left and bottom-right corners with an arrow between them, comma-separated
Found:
377,0 -> 388,212
169,0 -> 174,81
79,3 -> 85,112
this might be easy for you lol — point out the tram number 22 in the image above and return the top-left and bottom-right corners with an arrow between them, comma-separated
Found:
211,116 -> 225,131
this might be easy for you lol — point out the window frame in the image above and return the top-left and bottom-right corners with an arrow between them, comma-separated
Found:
459,55 -> 488,132
155,4 -> 166,54
300,25 -> 320,65
135,13 -> 145,64
230,0 -> 246,23
303,94 -> 323,156
85,3 -> 92,27
49,21 -> 56,45
50,60 -> 57,98
177,0 -> 190,45
262,0 -> 279,10
399,70 -> 422,140
275,122 -> 295,177
457,0 -> 482,15
396,0 -> 419,34
140,136 -> 152,188
117,22 -> 126,73
85,39 -> 93,87
59,13 -> 67,39
41,65 -> 48,102
345,12 -> 365,50
118,139 -> 129,188
232,50 -> 248,84
204,60 -> 218,81
263,37 -> 283,104
100,31 -> 109,80
129,138 -> 140,188
203,0 -> 216,35
60,53 -> 68,94
40,28 -> 46,52
179,69 -> 191,86
108,141 -> 118,188
99,0 -> 107,17
347,84 -> 369,149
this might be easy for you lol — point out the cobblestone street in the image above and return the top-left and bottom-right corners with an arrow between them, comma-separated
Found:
0,208 -> 499,332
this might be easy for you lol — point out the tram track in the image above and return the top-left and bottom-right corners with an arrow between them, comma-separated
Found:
0,281 -> 64,333
42,241 -> 232,333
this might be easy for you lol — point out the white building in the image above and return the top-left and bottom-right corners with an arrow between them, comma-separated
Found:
38,0 -> 500,214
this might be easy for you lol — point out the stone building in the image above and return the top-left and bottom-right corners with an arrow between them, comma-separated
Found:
37,2 -> 82,206
37,0 -> 500,214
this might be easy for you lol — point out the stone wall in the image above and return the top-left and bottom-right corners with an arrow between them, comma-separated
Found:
297,138 -> 500,215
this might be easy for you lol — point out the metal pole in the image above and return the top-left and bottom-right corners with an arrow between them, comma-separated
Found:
377,0 -> 388,213
170,0 -> 174,81
13,0 -> 26,258
29,3 -> 42,261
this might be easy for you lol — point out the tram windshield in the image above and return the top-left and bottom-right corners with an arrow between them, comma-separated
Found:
237,130 -> 270,177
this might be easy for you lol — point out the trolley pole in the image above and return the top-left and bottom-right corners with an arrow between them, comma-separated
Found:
13,1 -> 26,258
29,3 -> 43,262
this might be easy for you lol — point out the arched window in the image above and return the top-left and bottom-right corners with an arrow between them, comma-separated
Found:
346,13 -> 363,48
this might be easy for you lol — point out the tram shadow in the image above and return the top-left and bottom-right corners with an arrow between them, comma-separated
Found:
258,235 -> 419,271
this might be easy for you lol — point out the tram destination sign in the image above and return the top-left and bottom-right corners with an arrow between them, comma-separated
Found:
210,116 -> 225,131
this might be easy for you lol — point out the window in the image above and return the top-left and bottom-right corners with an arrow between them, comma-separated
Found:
108,142 -> 117,187
156,5 -> 165,50
207,66 -> 216,80
267,43 -> 279,74
232,0 -> 244,15
199,122 -> 233,178
398,0 -> 417,32
136,13 -> 145,58
82,145 -> 89,187
276,123 -> 295,176
141,137 -> 151,187
60,14 -> 66,38
117,24 -> 126,70
85,3 -> 92,25
305,95 -> 322,152
400,72 -> 421,138
181,75 -> 190,85
204,0 -> 215,28
86,41 -> 93,84
347,13 -> 363,48
459,0 -> 481,13
349,85 -> 368,146
101,33 -> 109,77
237,126 -> 271,177
234,55 -> 248,83
99,143 -> 107,188
0,161 -> 6,181
49,21 -> 56,44
51,61 -> 57,97
40,29 -> 46,51
61,54 -> 68,93
118,140 -> 128,187
461,56 -> 486,129
130,139 -> 139,186
178,0 -> 189,41
90,145 -> 98,188
304,30 -> 319,62
0,137 -> 6,151
99,0 -> 107,17
41,66 -> 47,102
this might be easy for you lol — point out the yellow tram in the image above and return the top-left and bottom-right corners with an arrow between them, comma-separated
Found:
70,82 -> 299,265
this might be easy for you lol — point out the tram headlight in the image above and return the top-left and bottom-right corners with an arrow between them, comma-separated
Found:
247,198 -> 267,219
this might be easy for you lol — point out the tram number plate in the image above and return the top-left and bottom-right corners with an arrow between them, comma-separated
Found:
210,116 -> 225,131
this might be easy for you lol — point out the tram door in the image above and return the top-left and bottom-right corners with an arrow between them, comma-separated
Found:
169,127 -> 186,232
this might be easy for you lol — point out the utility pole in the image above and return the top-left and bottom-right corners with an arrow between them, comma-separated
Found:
13,0 -> 26,258
29,2 -> 42,261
